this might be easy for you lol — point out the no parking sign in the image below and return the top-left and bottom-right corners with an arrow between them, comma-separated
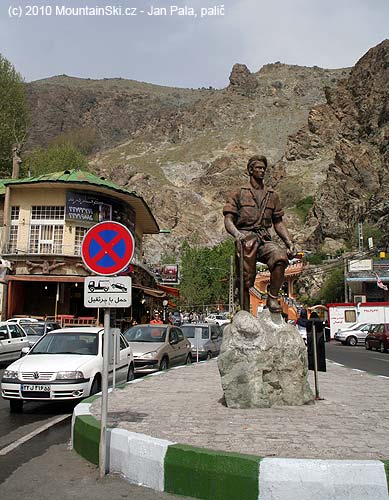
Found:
81,221 -> 135,276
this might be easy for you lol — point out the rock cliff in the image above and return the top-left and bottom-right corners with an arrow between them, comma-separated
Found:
24,40 -> 388,262
26,61 -> 348,261
274,39 -> 389,251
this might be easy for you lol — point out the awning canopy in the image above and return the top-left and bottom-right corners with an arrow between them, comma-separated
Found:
132,284 -> 166,298
157,284 -> 180,297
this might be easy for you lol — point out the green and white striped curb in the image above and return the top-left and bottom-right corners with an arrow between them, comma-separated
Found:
72,375 -> 389,500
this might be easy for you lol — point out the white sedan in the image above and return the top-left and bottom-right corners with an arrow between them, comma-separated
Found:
205,314 -> 230,327
1,327 -> 134,412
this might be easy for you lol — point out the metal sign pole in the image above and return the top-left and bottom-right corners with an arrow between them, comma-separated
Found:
196,330 -> 199,363
312,322 -> 320,399
112,330 -> 116,391
99,308 -> 110,478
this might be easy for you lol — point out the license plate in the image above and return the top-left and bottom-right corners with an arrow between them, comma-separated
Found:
21,385 -> 50,392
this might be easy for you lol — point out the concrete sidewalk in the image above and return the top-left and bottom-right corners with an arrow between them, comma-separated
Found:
72,359 -> 389,500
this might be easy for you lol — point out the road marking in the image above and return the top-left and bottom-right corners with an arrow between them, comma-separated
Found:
372,357 -> 389,363
377,375 -> 389,379
329,362 -> 344,366
351,369 -> 366,373
0,414 -> 70,456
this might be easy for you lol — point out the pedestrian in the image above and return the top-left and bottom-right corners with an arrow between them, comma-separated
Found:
296,308 -> 308,329
150,312 -> 163,325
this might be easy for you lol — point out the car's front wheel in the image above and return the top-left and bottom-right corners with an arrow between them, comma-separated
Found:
365,341 -> 372,350
10,399 -> 23,413
159,357 -> 169,371
347,336 -> 357,346
185,354 -> 192,365
89,376 -> 101,396
127,364 -> 135,381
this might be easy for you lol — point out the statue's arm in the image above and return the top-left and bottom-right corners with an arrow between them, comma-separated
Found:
273,220 -> 297,258
224,214 -> 246,242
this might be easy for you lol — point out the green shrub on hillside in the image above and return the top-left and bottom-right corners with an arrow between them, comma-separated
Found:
23,143 -> 88,176
294,196 -> 314,222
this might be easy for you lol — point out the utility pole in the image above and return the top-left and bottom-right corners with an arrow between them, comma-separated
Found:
358,222 -> 363,253
229,255 -> 234,316
344,257 -> 348,303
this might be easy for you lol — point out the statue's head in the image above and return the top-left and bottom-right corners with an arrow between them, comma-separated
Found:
247,155 -> 268,176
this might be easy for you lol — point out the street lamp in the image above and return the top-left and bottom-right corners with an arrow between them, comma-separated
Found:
162,299 -> 168,322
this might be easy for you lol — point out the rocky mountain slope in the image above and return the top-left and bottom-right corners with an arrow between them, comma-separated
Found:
274,39 -> 389,254
26,59 -> 353,262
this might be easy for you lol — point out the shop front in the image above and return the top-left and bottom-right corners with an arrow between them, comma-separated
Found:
0,169 -> 163,324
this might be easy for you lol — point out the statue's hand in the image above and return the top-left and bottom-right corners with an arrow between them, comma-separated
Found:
286,243 -> 298,260
235,232 -> 247,243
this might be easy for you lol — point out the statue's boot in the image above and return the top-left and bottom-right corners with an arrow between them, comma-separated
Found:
266,293 -> 282,313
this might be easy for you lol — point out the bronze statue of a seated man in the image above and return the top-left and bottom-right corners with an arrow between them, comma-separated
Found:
223,155 -> 297,313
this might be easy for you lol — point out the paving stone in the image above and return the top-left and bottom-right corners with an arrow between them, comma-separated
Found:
90,359 -> 389,460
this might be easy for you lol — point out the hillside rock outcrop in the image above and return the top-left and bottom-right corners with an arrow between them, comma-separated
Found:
22,41 -> 389,262
276,40 -> 389,248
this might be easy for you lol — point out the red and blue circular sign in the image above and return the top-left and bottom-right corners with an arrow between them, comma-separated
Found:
81,221 -> 135,276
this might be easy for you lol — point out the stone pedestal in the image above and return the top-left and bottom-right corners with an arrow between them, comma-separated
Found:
217,310 -> 314,408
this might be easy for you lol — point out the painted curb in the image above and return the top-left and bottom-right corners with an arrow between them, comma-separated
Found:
259,458 -> 388,500
164,443 -> 260,500
108,428 -> 174,491
72,374 -> 389,500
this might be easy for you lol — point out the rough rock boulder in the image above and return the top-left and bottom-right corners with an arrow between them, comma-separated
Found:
218,310 -> 314,408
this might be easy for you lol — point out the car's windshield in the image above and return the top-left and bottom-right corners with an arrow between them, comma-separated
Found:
30,332 -> 99,355
350,323 -> 366,331
22,324 -> 45,336
124,326 -> 167,343
180,326 -> 209,340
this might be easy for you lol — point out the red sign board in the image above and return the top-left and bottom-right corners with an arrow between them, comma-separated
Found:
81,221 -> 135,276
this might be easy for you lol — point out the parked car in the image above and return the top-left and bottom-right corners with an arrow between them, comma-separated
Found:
19,321 -> 61,347
334,323 -> 376,346
170,312 -> 182,326
1,327 -> 134,412
123,324 -> 192,373
365,324 -> 389,353
205,314 -> 230,327
6,317 -> 39,325
0,322 -> 30,363
180,323 -> 223,361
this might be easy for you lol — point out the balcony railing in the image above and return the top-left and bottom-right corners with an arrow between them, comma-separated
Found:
2,243 -> 82,257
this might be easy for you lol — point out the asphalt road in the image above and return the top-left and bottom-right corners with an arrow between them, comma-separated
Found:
325,341 -> 389,377
0,364 -> 191,500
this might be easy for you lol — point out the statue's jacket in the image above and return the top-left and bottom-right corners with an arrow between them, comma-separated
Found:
223,185 -> 285,242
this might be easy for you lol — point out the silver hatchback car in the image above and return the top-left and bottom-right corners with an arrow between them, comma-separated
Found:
0,323 -> 30,363
123,325 -> 192,373
334,323 -> 377,346
180,323 -> 223,361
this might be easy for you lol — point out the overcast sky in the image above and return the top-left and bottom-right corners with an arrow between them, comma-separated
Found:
0,0 -> 388,88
